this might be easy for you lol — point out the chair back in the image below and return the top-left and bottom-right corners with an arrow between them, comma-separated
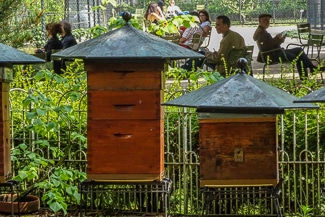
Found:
225,46 -> 255,75
297,23 -> 311,44
162,34 -> 181,44
255,42 -> 281,64
308,33 -> 324,62
135,8 -> 144,15
33,52 -> 46,60
189,33 -> 202,51
245,46 -> 254,61
245,45 -> 254,74
308,33 -> 324,46
51,49 -> 62,61
227,47 -> 247,68
171,34 -> 181,44
144,20 -> 151,32
200,29 -> 211,48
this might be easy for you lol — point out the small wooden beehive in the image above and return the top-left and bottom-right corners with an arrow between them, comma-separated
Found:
163,65 -> 318,188
198,113 -> 278,187
85,60 -> 165,181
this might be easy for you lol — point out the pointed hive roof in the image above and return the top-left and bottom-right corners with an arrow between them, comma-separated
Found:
164,69 -> 319,114
0,43 -> 45,66
53,21 -> 204,60
294,86 -> 325,103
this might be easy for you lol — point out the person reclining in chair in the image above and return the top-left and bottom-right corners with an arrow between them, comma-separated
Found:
253,13 -> 320,80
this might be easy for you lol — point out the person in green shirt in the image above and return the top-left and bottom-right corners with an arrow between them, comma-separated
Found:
181,15 -> 246,77
204,15 -> 246,75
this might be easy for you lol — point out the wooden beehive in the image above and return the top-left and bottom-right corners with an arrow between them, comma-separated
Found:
199,114 -> 278,187
0,82 -> 11,183
85,60 -> 165,181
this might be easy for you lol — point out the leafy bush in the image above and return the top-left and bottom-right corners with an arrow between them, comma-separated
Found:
10,62 -> 87,215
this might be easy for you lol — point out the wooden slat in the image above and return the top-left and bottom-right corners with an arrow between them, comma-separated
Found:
87,119 -> 164,176
200,179 -> 278,187
87,173 -> 163,182
87,70 -> 163,90
88,90 -> 162,120
199,116 -> 276,123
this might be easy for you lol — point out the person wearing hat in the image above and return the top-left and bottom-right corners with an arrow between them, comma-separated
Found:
253,13 -> 318,80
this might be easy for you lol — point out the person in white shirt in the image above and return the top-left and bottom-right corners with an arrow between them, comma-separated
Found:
167,0 -> 182,18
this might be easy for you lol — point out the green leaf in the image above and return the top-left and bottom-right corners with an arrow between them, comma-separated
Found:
35,108 -> 46,116
26,111 -> 37,119
49,201 -> 64,213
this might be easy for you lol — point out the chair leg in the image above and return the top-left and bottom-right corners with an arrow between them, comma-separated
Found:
263,64 -> 267,81
320,70 -> 324,84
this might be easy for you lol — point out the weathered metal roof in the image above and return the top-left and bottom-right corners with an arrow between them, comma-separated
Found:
164,62 -> 319,114
0,43 -> 45,66
52,15 -> 204,60
294,87 -> 325,103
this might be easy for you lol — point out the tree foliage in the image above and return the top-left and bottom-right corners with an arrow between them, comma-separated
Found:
0,0 -> 44,47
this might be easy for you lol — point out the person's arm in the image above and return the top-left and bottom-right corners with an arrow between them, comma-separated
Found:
179,28 -> 192,44
200,21 -> 211,37
214,37 -> 232,63
202,26 -> 211,37
149,12 -> 164,21
254,27 -> 283,51
156,7 -> 165,19
175,6 -> 182,13
43,39 -> 54,61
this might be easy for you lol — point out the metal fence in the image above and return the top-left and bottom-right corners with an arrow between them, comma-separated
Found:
8,85 -> 325,216
59,0 -> 309,29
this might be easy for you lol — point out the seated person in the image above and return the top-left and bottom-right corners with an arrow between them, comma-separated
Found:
253,13 -> 319,80
181,15 -> 246,77
36,22 -> 63,61
157,0 -> 165,13
144,2 -> 165,24
166,0 -> 182,19
198,9 -> 211,37
179,11 -> 202,49
59,20 -> 77,49
59,21 -> 77,70
35,22 -> 63,74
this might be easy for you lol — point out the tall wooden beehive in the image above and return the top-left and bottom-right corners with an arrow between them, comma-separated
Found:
163,66 -> 318,187
52,13 -> 204,181
0,44 -> 44,182
85,60 -> 165,181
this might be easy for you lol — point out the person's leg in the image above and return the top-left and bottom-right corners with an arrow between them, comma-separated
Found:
277,48 -> 306,79
181,58 -> 205,71
286,47 -> 316,78
204,62 -> 216,70
181,50 -> 205,71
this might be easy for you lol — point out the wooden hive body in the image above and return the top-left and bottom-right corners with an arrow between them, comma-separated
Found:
199,114 -> 278,187
85,60 -> 165,181
0,82 -> 11,182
